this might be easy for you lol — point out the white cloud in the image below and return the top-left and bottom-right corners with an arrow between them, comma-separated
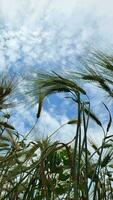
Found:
0,0 -> 113,72
0,0 -> 113,144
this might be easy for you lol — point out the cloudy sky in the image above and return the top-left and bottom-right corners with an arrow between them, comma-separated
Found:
0,0 -> 113,143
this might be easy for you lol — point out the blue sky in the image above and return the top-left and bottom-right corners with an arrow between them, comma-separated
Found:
0,0 -> 113,144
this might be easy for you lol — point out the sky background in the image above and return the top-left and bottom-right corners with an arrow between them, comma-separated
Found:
0,0 -> 113,144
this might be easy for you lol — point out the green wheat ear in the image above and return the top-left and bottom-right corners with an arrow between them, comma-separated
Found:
25,72 -> 86,118
0,73 -> 15,110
